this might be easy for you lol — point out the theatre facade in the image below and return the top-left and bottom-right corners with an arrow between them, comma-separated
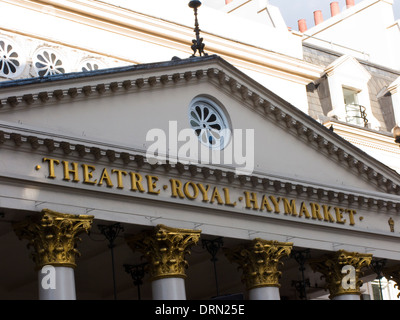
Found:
0,54 -> 400,300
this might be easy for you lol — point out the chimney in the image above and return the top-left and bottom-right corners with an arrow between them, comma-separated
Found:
225,0 -> 233,4
314,10 -> 324,25
298,19 -> 307,33
346,0 -> 355,8
330,2 -> 340,16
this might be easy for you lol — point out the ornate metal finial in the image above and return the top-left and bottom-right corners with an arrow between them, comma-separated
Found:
188,0 -> 208,57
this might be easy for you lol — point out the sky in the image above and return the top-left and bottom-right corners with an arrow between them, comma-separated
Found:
202,0 -> 400,31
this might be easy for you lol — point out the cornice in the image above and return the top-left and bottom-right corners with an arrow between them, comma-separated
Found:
323,120 -> 400,155
1,128 -> 400,213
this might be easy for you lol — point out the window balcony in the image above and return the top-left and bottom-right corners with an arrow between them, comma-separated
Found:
345,104 -> 368,127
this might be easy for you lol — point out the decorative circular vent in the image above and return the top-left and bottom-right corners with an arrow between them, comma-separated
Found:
189,97 -> 231,150
33,48 -> 66,77
79,58 -> 104,72
0,38 -> 24,78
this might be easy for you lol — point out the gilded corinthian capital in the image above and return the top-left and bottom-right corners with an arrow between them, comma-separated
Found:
13,209 -> 93,269
126,224 -> 201,281
224,238 -> 293,290
309,249 -> 372,299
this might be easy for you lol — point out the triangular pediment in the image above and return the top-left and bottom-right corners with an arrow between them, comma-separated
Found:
324,54 -> 371,83
0,55 -> 399,204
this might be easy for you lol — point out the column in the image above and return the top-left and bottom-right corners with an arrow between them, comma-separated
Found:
13,208 -> 93,300
309,249 -> 372,300
126,224 -> 201,300
224,238 -> 293,300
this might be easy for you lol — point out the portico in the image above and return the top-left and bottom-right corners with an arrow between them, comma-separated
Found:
0,55 -> 400,300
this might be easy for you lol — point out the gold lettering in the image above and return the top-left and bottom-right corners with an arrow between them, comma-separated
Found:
346,209 -> 356,226
322,205 -> 335,223
269,196 -> 281,213
283,198 -> 297,216
130,172 -> 145,192
223,188 -> 236,207
98,168 -> 113,187
170,179 -> 184,198
183,181 -> 198,199
244,191 -> 259,210
38,159 -> 359,228
259,195 -> 273,212
310,203 -> 323,221
299,202 -> 311,218
146,175 -> 160,195
112,169 -> 127,189
43,158 -> 60,179
210,187 -> 224,205
334,207 -> 346,224
197,183 -> 210,202
82,164 -> 97,185
62,161 -> 79,182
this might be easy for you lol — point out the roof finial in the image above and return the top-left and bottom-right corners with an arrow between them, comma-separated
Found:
188,0 -> 208,57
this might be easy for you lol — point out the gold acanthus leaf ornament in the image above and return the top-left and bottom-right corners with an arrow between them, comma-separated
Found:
224,238 -> 293,290
126,224 -> 201,281
13,209 -> 93,269
309,249 -> 372,299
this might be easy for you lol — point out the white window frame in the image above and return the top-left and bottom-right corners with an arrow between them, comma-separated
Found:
325,55 -> 380,130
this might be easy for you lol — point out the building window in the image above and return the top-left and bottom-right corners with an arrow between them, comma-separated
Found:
189,96 -> 231,150
325,55 -> 380,130
343,87 -> 368,127
371,281 -> 383,300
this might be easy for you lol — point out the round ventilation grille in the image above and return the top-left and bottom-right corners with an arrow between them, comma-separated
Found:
33,48 -> 66,77
80,58 -> 104,72
189,97 -> 231,150
0,38 -> 24,78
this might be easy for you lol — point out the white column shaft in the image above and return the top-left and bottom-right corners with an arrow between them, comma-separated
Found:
38,265 -> 76,300
333,294 -> 360,300
152,277 -> 186,300
248,286 -> 280,300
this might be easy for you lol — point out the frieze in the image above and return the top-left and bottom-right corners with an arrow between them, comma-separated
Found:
39,156 -> 364,228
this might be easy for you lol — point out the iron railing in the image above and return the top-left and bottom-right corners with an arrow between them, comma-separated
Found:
345,104 -> 368,127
